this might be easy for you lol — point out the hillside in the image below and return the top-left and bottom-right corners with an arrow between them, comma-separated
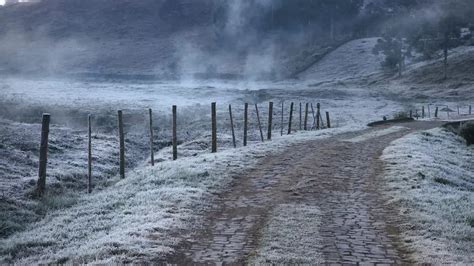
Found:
387,46 -> 474,99
297,38 -> 385,83
297,37 -> 474,100
0,0 -> 336,80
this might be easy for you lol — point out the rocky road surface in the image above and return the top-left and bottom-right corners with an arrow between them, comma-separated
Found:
166,121 -> 444,264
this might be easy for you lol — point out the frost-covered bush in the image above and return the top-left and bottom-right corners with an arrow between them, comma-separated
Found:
393,111 -> 409,119
459,122 -> 474,145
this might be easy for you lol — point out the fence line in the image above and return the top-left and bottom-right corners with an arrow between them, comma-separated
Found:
30,101 -> 474,198
36,100 -> 444,196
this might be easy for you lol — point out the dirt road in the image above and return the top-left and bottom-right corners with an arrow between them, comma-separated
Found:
166,121 -> 443,264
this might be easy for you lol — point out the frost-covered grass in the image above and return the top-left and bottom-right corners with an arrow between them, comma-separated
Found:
0,126 -> 356,264
0,76 -> 405,237
0,117 -> 150,238
381,128 -> 474,264
250,204 -> 323,264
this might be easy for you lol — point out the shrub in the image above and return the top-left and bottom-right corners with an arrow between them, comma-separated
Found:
459,122 -> 474,146
393,111 -> 409,119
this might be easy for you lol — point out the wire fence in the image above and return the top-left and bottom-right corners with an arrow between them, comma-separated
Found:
26,100 -> 474,197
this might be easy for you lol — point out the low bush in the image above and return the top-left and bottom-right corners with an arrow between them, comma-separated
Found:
459,122 -> 474,146
393,111 -> 409,119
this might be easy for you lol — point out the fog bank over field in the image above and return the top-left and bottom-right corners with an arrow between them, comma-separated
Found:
0,0 -> 473,82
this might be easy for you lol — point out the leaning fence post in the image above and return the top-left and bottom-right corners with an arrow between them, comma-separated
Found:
326,112 -> 331,129
288,102 -> 294,135
211,102 -> 217,153
280,101 -> 284,136
88,114 -> 92,193
118,110 -> 125,179
148,108 -> 155,166
229,104 -> 236,148
304,103 -> 309,130
435,107 -> 439,118
244,103 -> 248,146
267,102 -> 273,140
255,104 -> 264,142
172,105 -> 178,160
37,113 -> 50,196
316,103 -> 321,130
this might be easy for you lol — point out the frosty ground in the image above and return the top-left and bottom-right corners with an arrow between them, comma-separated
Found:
382,127 -> 474,263
0,37 -> 473,263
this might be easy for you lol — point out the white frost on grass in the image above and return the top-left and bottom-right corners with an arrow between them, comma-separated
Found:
343,126 -> 407,143
381,128 -> 474,264
0,126 -> 357,264
250,204 -> 323,265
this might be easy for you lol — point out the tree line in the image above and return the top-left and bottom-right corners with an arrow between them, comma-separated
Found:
370,0 -> 474,78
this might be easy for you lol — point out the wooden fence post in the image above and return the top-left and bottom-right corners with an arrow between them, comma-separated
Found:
229,104 -> 236,148
428,105 -> 431,118
288,102 -> 294,135
255,104 -> 264,142
299,102 -> 302,130
326,112 -> 331,129
316,103 -> 321,130
267,102 -> 273,140
470,105 -> 472,115
172,105 -> 178,160
310,103 -> 316,130
37,113 -> 50,196
148,109 -> 155,166
410,110 -> 413,118
280,101 -> 284,136
88,114 -> 92,193
211,102 -> 217,153
435,107 -> 439,118
304,103 -> 309,130
244,103 -> 248,146
118,110 -> 125,179
457,106 -> 460,115
422,106 -> 425,119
